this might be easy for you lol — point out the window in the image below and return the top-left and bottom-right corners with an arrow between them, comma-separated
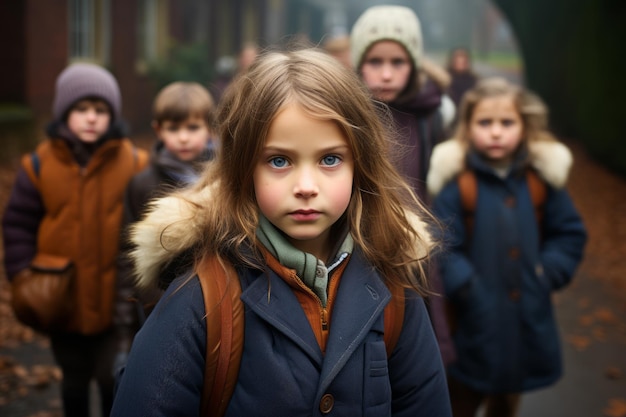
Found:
69,0 -> 110,64
137,0 -> 168,72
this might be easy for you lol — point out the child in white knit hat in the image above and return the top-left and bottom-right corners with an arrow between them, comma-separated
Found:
351,4 -> 453,201
351,4 -> 457,368
2,62 -> 148,417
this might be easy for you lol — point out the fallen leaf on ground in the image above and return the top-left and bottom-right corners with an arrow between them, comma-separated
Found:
578,314 -> 595,326
604,398 -> 626,417
566,334 -> 591,351
595,308 -> 618,324
605,367 -> 623,380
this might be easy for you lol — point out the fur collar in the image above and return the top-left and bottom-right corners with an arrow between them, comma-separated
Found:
130,184 -> 434,290
130,184 -> 215,289
426,139 -> 573,197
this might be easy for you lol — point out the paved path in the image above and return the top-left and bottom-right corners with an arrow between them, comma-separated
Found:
518,272 -> 626,417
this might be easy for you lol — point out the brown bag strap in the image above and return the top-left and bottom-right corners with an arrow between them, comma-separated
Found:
131,144 -> 149,172
457,170 -> 478,235
30,253 -> 73,272
197,255 -> 244,417
526,168 -> 548,226
458,168 -> 547,233
383,285 -> 405,357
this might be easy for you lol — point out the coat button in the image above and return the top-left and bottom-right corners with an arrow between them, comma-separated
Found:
509,289 -> 521,301
319,393 -> 334,414
508,247 -> 520,259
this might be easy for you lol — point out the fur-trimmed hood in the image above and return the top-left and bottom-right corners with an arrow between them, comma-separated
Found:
426,139 -> 573,197
130,184 -> 215,290
130,184 -> 434,290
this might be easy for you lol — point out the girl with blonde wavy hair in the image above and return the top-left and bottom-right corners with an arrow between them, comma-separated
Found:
111,47 -> 452,416
427,77 -> 586,417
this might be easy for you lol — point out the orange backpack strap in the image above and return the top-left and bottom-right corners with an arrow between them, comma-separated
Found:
197,255 -> 244,417
458,168 -> 548,232
525,168 -> 548,226
131,143 -> 149,172
21,143 -> 51,190
457,170 -> 478,235
383,284 -> 405,357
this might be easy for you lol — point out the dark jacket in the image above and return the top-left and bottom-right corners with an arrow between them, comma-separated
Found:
388,78 -> 444,202
115,140 -> 216,330
110,248 -> 452,417
448,71 -> 478,109
122,140 -> 216,225
387,79 -> 455,366
428,139 -> 587,393
446,71 -> 478,131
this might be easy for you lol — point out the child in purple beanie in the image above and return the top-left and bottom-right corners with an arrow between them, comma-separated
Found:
2,62 -> 148,417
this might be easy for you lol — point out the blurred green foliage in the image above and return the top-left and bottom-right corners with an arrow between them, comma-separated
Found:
146,41 -> 213,91
0,103 -> 32,123
495,0 -> 626,176
482,52 -> 522,71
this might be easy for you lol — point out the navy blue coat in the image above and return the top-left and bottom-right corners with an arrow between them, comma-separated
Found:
110,250 -> 452,416
432,151 -> 587,393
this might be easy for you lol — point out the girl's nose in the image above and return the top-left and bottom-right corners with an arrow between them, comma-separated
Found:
294,167 -> 319,198
490,123 -> 503,137
381,63 -> 393,80
86,109 -> 98,121
177,129 -> 189,142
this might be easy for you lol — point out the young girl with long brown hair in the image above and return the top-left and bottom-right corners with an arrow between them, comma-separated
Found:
111,48 -> 452,416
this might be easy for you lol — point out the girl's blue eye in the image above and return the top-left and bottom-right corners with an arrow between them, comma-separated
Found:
321,155 -> 341,166
501,119 -> 516,127
269,157 -> 288,168
392,58 -> 409,67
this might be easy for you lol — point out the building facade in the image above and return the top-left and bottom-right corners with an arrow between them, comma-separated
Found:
0,0 -> 324,133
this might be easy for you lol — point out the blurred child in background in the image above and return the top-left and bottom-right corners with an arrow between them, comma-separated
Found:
427,77 -> 586,417
115,81 -> 218,360
323,33 -> 352,69
2,63 -> 148,417
351,4 -> 456,367
447,47 -> 479,129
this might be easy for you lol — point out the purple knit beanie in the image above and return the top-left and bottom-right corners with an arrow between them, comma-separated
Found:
52,63 -> 122,121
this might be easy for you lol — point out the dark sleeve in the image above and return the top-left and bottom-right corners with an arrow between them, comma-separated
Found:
114,176 -> 146,337
389,292 -> 452,416
122,172 -> 153,228
432,184 -> 477,296
114,172 -> 163,341
424,258 -> 456,367
539,188 -> 587,290
111,276 -> 207,417
1,168 -> 44,279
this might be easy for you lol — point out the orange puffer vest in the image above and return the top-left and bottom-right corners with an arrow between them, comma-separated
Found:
22,138 -> 148,334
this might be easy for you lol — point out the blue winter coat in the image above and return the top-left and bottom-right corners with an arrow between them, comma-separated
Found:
428,142 -> 587,393
110,249 -> 452,416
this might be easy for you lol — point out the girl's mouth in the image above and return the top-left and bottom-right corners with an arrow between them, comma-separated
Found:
290,209 -> 321,221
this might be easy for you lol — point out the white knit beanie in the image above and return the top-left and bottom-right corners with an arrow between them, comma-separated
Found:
52,63 -> 122,121
350,5 -> 423,72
